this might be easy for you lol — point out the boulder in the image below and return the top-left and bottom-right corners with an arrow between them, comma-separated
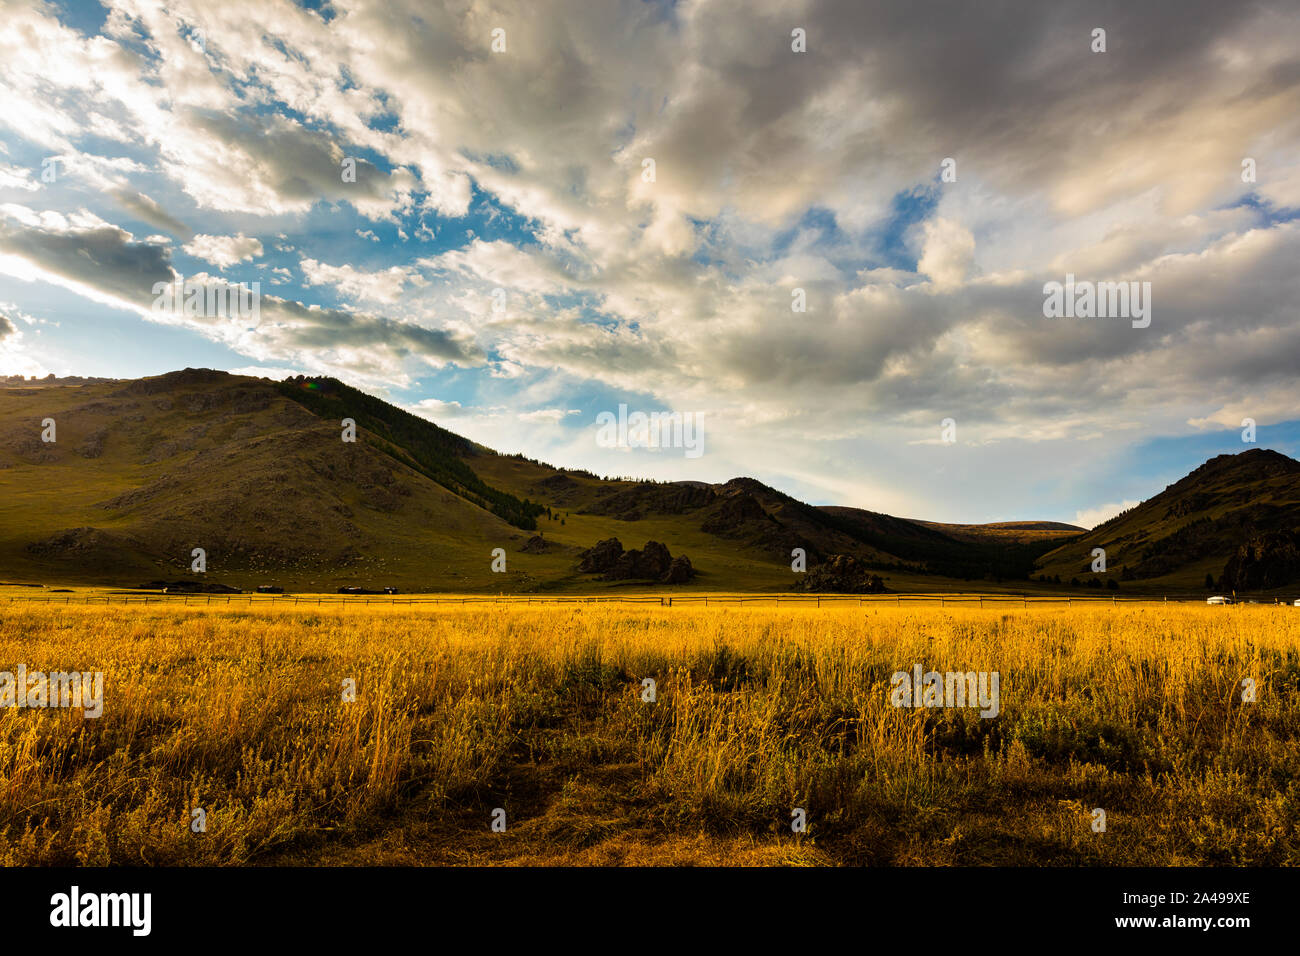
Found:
606,541 -> 668,580
799,554 -> 889,594
577,537 -> 624,573
518,535 -> 551,554
661,554 -> 695,584
577,538 -> 694,582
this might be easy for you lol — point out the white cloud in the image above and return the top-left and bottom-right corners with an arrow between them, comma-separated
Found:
182,233 -> 263,269
0,301 -> 47,376
409,397 -> 466,419
517,408 -> 581,424
299,258 -> 423,305
1,0 -> 1298,518
226,365 -> 303,380
0,163 -> 39,192
917,218 -> 976,289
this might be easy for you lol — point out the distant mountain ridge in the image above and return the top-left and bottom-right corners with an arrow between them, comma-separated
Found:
912,520 -> 1085,545
1,369 -> 1296,593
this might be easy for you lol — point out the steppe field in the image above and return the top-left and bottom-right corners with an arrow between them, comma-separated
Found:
1,597 -> 1296,866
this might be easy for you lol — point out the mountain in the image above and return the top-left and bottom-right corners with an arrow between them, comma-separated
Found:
911,520 -> 1084,546
0,370 -> 525,590
1034,448 -> 1300,590
1,370 -> 1295,594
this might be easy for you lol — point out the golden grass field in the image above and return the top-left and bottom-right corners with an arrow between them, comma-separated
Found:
1,599 -> 1296,866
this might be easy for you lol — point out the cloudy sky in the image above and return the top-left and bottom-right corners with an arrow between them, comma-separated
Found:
1,0 -> 1297,527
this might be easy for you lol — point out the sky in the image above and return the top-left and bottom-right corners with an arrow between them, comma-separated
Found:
0,0 -> 1297,528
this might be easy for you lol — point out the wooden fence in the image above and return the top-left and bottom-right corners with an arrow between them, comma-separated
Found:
1,592 -> 1249,608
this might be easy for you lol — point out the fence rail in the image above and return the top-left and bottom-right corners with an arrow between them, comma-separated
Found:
0,592 -> 1266,608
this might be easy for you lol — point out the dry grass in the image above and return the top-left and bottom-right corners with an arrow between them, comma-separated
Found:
1,602 -> 1296,866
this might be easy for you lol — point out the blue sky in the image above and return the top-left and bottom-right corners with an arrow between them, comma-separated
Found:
1,0 -> 1298,527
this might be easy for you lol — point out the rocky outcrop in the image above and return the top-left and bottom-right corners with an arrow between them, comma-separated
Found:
536,473 -> 582,506
798,554 -> 889,593
576,537 -> 696,583
27,527 -> 136,558
699,491 -> 768,534
518,534 -> 552,554
582,482 -> 715,521
1220,530 -> 1300,591
662,554 -> 694,584
114,368 -> 231,395
577,537 -> 625,573
76,428 -> 108,459
609,540 -> 672,579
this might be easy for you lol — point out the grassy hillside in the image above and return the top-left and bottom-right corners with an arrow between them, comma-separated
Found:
0,370 -> 531,590
276,376 -> 544,530
3,370 -> 1296,595
914,520 -> 1085,546
474,459 -> 1070,585
1035,449 -> 1300,592
0,371 -> 818,592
